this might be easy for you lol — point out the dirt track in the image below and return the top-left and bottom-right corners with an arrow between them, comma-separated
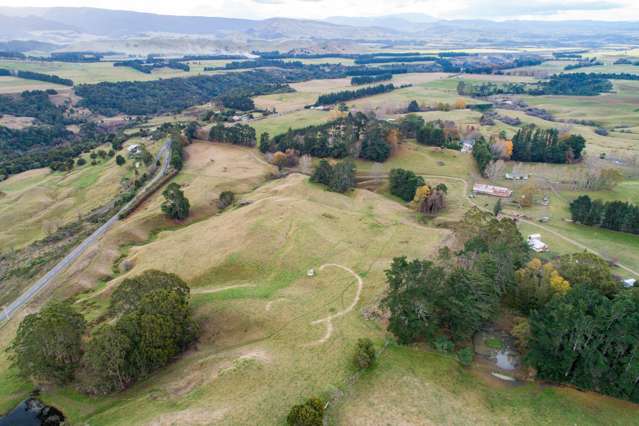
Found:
305,263 -> 364,346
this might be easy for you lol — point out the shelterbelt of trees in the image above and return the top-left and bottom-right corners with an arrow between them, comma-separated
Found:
570,195 -> 639,235
459,73 -> 618,97
0,68 -> 73,86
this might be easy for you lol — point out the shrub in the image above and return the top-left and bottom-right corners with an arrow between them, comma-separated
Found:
116,155 -> 126,166
433,336 -> 454,353
353,338 -> 376,370
218,191 -> 235,210
456,347 -> 474,366
287,397 -> 324,426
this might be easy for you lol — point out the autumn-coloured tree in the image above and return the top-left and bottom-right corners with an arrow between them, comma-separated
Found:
385,128 -> 401,153
454,99 -> 466,110
519,183 -> 539,208
511,258 -> 571,314
413,185 -> 431,204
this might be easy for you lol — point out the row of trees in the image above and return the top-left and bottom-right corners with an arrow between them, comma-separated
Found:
209,123 -> 257,147
0,69 -> 74,86
113,59 -> 190,74
351,73 -> 392,85
511,126 -> 586,164
570,195 -> 639,235
9,271 -> 197,395
314,84 -> 397,106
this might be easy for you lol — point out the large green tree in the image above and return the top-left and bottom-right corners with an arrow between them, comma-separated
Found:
527,285 -> 639,403
161,182 -> 190,220
389,168 -> 425,202
10,301 -> 86,384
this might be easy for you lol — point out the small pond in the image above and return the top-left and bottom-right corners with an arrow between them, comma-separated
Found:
0,398 -> 64,426
473,328 -> 522,380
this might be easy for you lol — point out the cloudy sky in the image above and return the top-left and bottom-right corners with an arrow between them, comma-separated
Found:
1,0 -> 637,20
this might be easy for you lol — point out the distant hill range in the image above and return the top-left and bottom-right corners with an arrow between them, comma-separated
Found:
0,7 -> 637,53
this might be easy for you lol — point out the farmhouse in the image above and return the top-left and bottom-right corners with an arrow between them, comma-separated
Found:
527,234 -> 549,253
472,183 -> 512,198
127,144 -> 140,154
505,172 -> 528,180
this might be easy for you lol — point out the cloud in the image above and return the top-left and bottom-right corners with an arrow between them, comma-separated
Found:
462,0 -> 621,18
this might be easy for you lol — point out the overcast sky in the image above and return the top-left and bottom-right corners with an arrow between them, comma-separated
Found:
1,0 -> 637,20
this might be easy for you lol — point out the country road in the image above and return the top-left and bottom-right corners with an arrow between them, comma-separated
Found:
357,172 -> 639,278
0,139 -> 173,322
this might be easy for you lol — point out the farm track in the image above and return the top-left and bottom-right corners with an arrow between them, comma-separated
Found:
357,172 -> 639,278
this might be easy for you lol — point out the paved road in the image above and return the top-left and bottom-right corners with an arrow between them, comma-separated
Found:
0,140 -> 172,322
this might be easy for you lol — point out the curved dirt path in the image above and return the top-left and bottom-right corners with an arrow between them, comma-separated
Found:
305,264 -> 363,347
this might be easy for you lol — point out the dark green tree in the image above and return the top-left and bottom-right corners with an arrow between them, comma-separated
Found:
389,168 -> 425,202
407,100 -> 420,113
328,159 -> 356,193
110,270 -> 191,315
161,183 -> 190,220
310,159 -> 333,186
116,155 -> 126,166
10,301 -> 86,384
259,132 -> 270,153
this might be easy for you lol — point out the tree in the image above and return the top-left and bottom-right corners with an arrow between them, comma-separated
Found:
353,338 -> 376,370
570,195 -> 592,223
493,198 -> 503,216
389,168 -> 425,202
80,325 -> 132,395
110,270 -> 191,315
510,258 -> 571,314
259,132 -> 270,153
328,159 -> 356,193
519,183 -> 539,208
116,155 -> 126,166
413,185 -> 431,204
185,121 -> 199,141
555,252 -> 618,297
77,157 -> 87,166
418,188 -> 446,215
310,159 -> 333,186
359,126 -> 391,162
399,114 -> 425,138
287,397 -> 324,426
218,191 -> 234,210
526,285 -> 639,403
161,183 -> 190,220
472,137 -> 493,175
382,257 -> 499,343
10,301 -> 86,384
407,100 -> 420,113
